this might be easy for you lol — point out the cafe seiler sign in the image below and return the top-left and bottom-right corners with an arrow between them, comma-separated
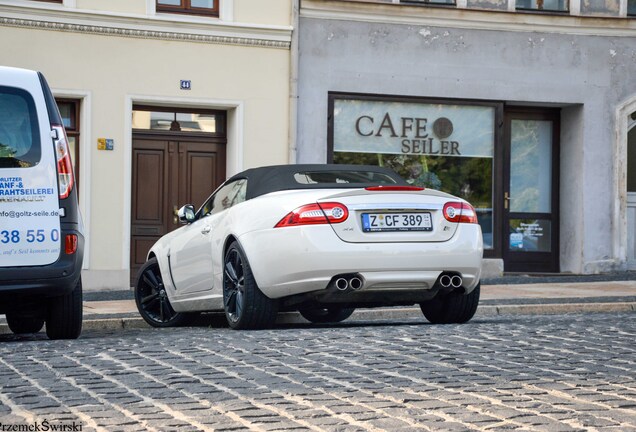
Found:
333,98 -> 495,159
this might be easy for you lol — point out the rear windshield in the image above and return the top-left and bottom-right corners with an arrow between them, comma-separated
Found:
294,170 -> 399,185
0,86 -> 41,168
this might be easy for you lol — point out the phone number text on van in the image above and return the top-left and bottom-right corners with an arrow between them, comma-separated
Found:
0,229 -> 60,245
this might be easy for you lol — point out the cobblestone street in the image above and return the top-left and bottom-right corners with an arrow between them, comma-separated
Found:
1,312 -> 635,431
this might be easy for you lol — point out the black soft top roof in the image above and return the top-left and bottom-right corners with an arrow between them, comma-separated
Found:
227,164 -> 408,200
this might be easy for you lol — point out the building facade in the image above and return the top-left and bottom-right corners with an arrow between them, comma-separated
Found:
296,0 -> 636,276
0,0 -> 293,289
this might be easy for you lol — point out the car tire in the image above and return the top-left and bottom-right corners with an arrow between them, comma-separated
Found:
299,307 -> 355,324
135,257 -> 188,328
223,241 -> 278,330
420,283 -> 480,324
6,313 -> 45,334
46,278 -> 83,340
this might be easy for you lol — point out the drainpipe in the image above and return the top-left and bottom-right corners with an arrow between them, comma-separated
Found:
288,0 -> 300,164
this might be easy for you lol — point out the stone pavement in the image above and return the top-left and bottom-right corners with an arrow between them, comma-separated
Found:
2,312 -> 636,431
2,278 -> 636,333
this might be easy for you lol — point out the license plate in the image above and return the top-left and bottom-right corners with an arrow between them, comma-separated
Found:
361,212 -> 433,232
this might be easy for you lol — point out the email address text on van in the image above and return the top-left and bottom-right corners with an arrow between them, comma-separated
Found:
0,210 -> 60,219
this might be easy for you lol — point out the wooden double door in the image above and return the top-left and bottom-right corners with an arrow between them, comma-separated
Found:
130,134 -> 226,283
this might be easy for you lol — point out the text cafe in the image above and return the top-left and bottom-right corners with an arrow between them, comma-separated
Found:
328,93 -> 560,273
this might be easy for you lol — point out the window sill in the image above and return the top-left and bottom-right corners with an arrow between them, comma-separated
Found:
515,8 -> 571,14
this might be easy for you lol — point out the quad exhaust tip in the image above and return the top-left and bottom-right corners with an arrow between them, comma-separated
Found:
335,278 -> 349,291
333,275 -> 364,291
439,273 -> 463,289
349,277 -> 363,290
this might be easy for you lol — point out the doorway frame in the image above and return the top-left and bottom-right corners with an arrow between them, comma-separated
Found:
502,107 -> 561,273
52,88 -> 92,270
123,95 -> 244,280
614,94 -> 636,270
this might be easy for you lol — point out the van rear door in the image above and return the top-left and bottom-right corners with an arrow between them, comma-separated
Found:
0,68 -> 61,267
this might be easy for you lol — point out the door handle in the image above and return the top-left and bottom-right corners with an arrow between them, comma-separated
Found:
504,192 -> 512,210
201,226 -> 211,235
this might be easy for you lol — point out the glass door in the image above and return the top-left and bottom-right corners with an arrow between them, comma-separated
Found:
503,110 -> 560,272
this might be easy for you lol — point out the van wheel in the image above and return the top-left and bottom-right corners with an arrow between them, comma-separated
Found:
135,257 -> 188,327
299,307 -> 355,323
6,314 -> 44,334
420,283 -> 480,324
46,278 -> 83,340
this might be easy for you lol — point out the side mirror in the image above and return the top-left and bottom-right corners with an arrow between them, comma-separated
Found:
177,205 -> 196,224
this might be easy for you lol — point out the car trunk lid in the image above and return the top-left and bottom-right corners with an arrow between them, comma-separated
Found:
317,187 -> 459,243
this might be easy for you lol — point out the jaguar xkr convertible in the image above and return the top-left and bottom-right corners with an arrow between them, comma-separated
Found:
134,164 -> 483,329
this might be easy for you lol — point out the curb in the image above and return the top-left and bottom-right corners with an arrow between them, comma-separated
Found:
2,302 -> 634,334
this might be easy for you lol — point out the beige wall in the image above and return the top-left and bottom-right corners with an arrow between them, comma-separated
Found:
234,0 -> 292,26
76,0 -> 146,15
0,8 -> 291,288
71,0 -> 292,26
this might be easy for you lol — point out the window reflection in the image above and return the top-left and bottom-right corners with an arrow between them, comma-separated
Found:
132,110 -> 221,133
510,120 -> 552,213
516,0 -> 568,11
334,152 -> 494,249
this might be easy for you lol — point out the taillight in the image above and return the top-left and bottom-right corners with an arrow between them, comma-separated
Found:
365,186 -> 424,192
52,125 -> 74,199
65,234 -> 78,254
275,202 -> 349,228
443,202 -> 478,224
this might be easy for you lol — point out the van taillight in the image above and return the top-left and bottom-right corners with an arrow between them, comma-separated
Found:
65,234 -> 78,254
52,125 -> 74,199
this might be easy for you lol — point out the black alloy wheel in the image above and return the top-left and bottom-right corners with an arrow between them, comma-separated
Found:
420,283 -> 480,324
299,306 -> 355,324
135,257 -> 187,327
223,241 -> 278,330
6,313 -> 45,334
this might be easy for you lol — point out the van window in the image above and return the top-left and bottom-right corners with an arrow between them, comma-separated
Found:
0,86 -> 41,168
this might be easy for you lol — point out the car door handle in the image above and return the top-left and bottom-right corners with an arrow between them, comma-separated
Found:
201,226 -> 211,235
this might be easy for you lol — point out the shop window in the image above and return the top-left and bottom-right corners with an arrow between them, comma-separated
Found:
330,96 -> 496,250
629,0 -> 636,16
56,99 -> 80,194
156,0 -> 219,17
516,0 -> 569,12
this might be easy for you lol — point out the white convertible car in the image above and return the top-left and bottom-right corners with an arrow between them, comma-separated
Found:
134,164 -> 483,330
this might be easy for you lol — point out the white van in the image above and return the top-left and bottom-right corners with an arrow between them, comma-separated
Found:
0,66 -> 83,339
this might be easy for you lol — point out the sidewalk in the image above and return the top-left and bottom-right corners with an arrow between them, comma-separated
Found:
75,278 -> 636,331
2,278 -> 635,333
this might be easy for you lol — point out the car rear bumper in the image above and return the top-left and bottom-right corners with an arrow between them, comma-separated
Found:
237,223 -> 483,299
0,231 -> 84,311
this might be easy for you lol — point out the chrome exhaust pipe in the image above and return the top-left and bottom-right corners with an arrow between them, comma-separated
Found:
335,278 -> 349,291
439,274 -> 452,288
450,275 -> 463,288
349,277 -> 363,290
